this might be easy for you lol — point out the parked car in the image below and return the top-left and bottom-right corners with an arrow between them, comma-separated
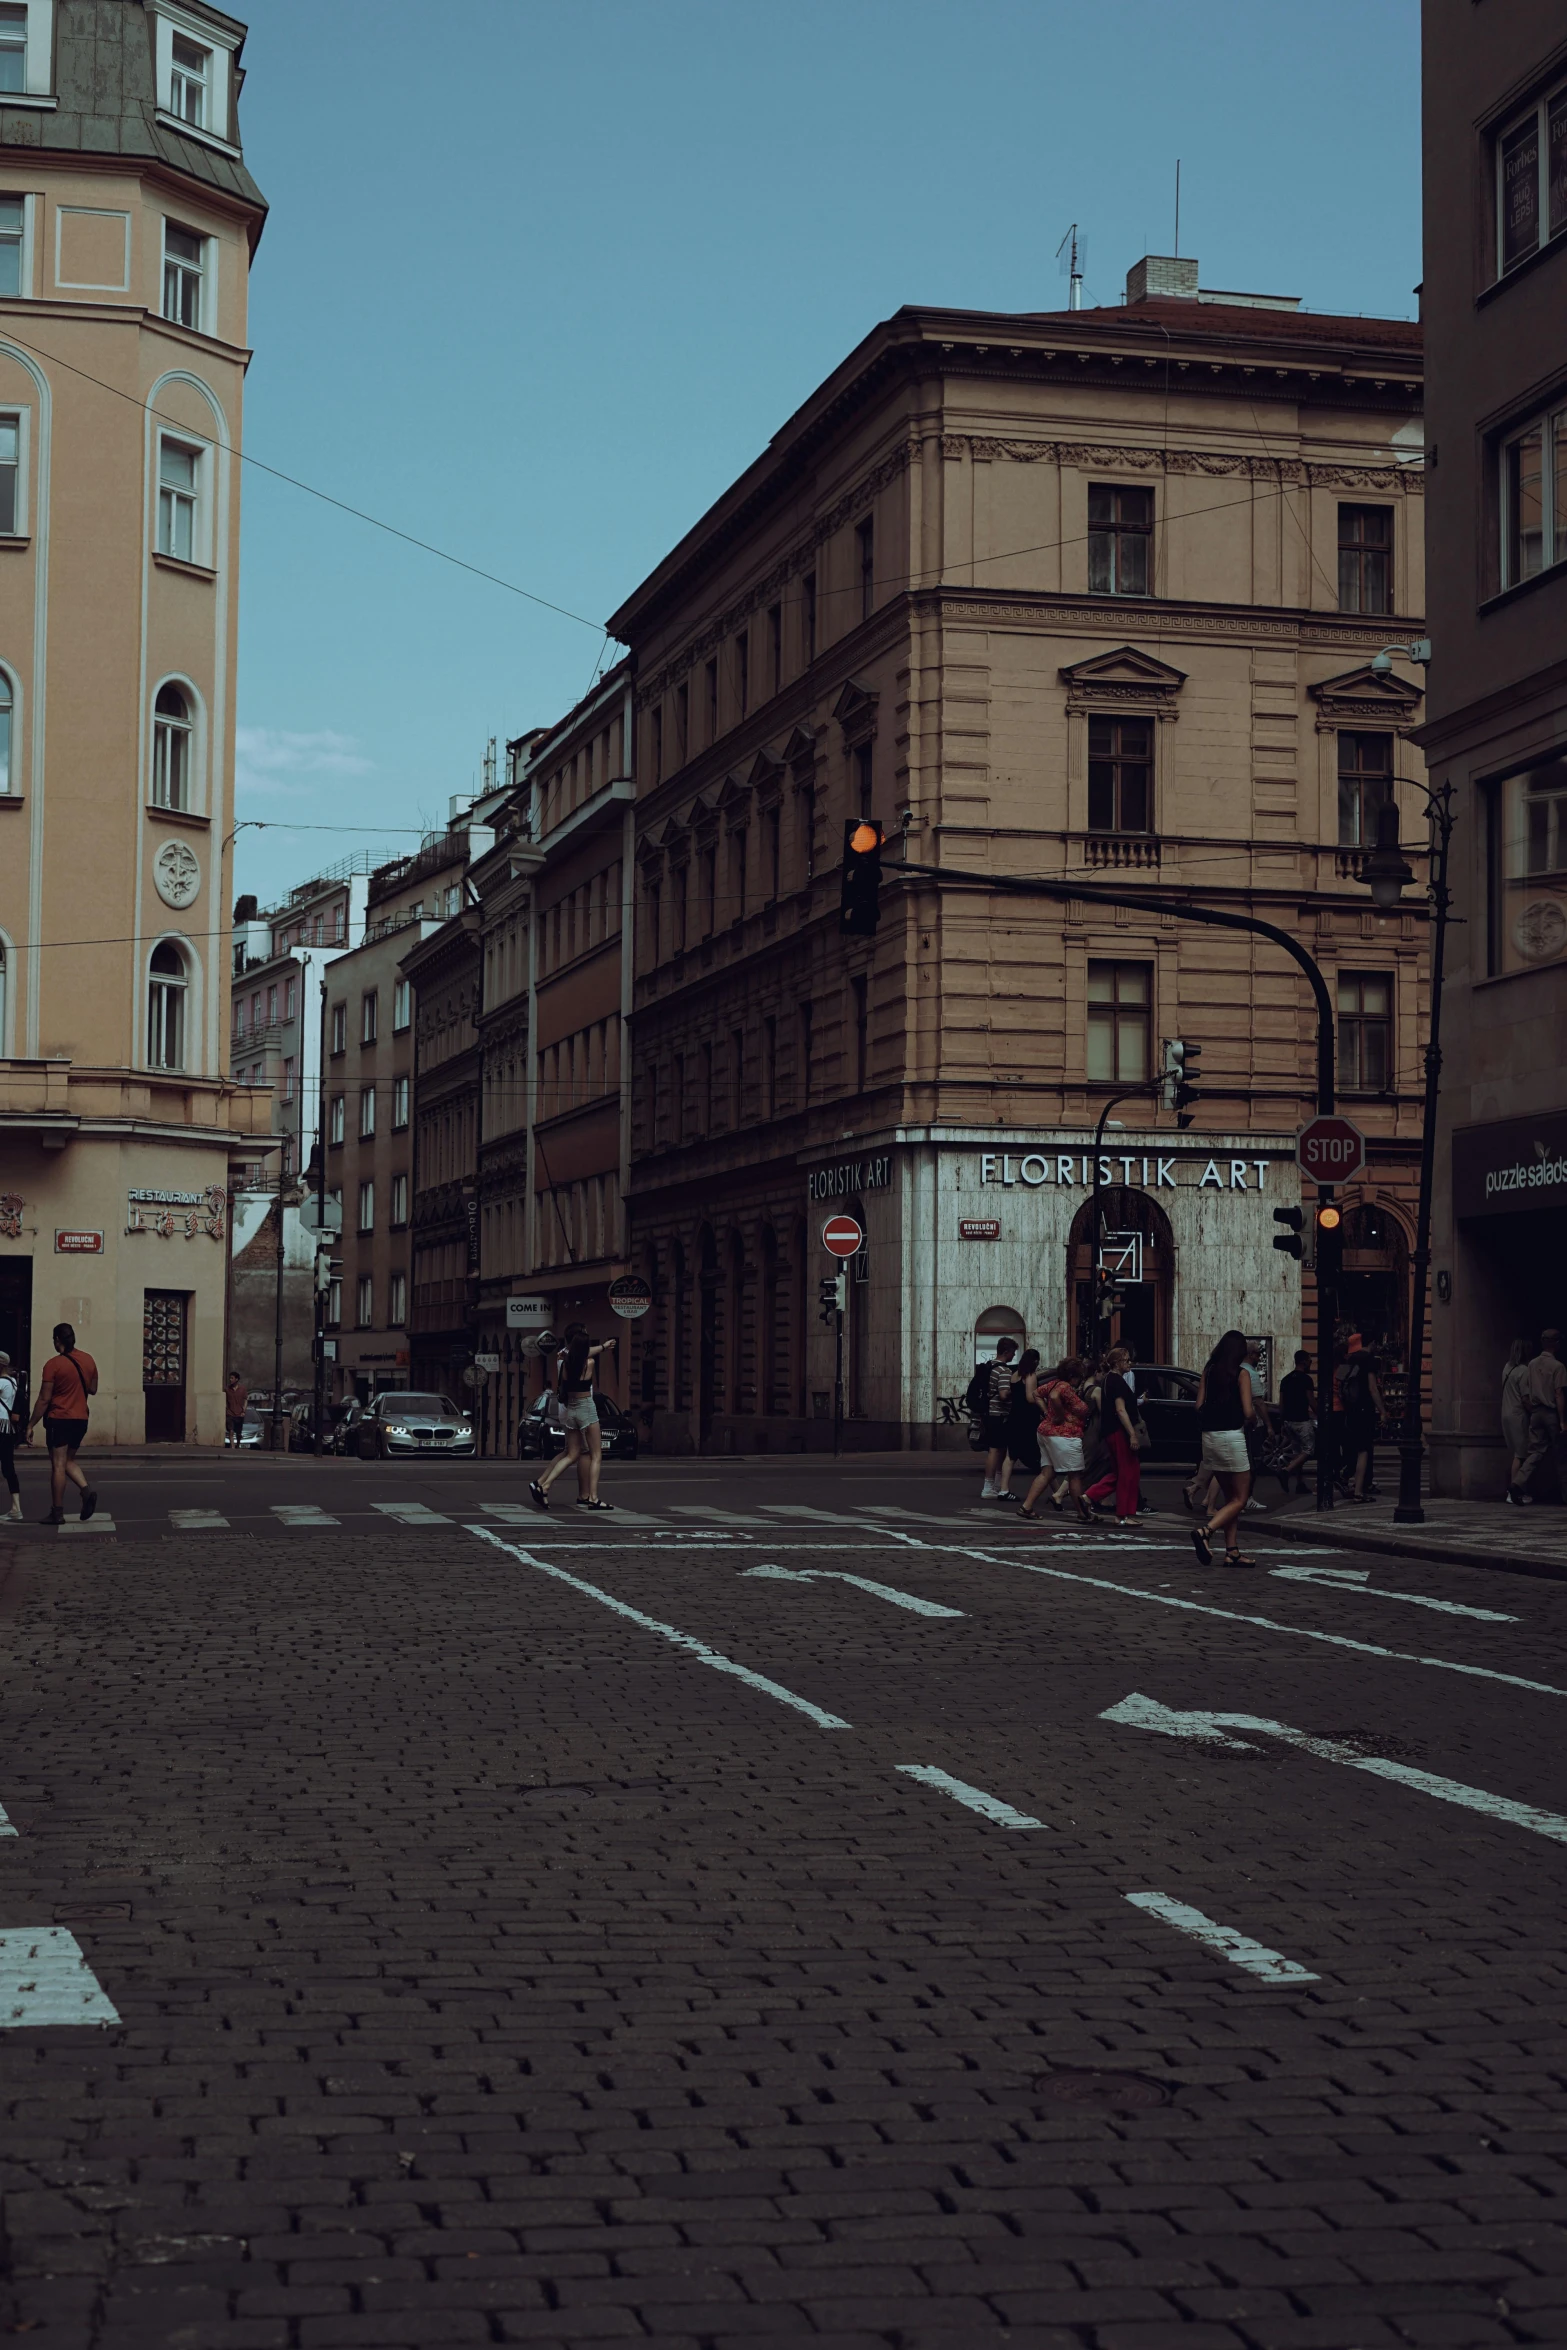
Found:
517,1391 -> 639,1461
1131,1365 -> 1201,1464
353,1391 -> 476,1460
235,1414 -> 263,1449
288,1399 -> 358,1452
331,1399 -> 368,1455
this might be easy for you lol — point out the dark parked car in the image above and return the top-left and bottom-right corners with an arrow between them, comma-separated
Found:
1131,1365 -> 1201,1464
287,1399 -> 357,1452
517,1392 -> 639,1461
331,1399 -> 368,1456
353,1391 -> 476,1460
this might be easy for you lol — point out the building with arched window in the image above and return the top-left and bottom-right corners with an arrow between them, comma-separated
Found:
0,3 -> 270,1446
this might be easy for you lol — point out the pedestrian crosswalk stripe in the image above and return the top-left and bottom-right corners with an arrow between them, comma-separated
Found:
271,1504 -> 338,1526
56,1517 -> 116,1534
170,1509 -> 228,1530
896,1765 -> 1045,1829
0,1928 -> 119,2027
1125,1891 -> 1318,1985
371,1502 -> 450,1524
759,1504 -> 853,1523
856,1504 -> 963,1524
668,1505 -> 760,1525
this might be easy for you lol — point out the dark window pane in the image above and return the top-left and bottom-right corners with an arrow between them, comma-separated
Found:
1088,532 -> 1113,594
1120,720 -> 1151,759
1088,484 -> 1114,525
1551,93 -> 1567,239
1502,114 -> 1540,268
1088,763 -> 1115,830
1119,768 -> 1148,831
1088,716 -> 1113,756
1362,549 -> 1390,614
1118,533 -> 1148,595
1338,548 -> 1360,613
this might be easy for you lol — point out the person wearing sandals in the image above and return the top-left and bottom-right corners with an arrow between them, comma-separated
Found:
1021,1357 -> 1095,1523
1191,1329 -> 1257,1567
529,1324 -> 617,1512
994,1349 -> 1042,1501
1084,1345 -> 1142,1525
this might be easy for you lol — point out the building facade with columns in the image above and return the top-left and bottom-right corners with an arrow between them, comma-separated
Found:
611,263 -> 1430,1451
0,0 -> 269,1443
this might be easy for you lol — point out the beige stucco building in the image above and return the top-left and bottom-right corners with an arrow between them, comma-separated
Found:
0,1 -> 268,1442
612,262 -> 1429,1450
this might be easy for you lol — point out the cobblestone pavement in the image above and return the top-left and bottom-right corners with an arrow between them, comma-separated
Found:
3,1465 -> 1567,2347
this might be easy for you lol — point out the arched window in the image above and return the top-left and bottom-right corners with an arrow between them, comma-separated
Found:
148,939 -> 188,1069
0,669 -> 12,797
152,683 -> 192,809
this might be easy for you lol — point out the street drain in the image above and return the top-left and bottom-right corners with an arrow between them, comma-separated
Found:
54,1903 -> 131,1925
1037,2069 -> 1171,2110
521,1784 -> 598,1809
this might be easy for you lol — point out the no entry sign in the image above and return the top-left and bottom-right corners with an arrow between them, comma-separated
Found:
821,1213 -> 864,1259
1298,1114 -> 1367,1185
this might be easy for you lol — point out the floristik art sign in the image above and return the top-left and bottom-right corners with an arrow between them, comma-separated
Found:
979,1151 -> 1281,1192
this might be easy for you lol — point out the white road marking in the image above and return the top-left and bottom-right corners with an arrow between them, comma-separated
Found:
856,1504 -> 960,1524
371,1502 -> 451,1524
0,1798 -> 15,1839
467,1527 -> 851,1728
55,1518 -> 115,1535
0,1928 -> 120,2027
956,1546 -> 1567,1699
667,1505 -> 761,1526
1269,1563 -> 1516,1621
1105,1693 -> 1567,1845
169,1509 -> 227,1530
271,1505 -> 339,1527
759,1505 -> 858,1524
896,1765 -> 1045,1828
1125,1891 -> 1319,1984
741,1564 -> 964,1618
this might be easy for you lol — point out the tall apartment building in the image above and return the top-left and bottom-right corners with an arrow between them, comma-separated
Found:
1421,3 -> 1567,1495
611,263 -> 1428,1451
0,0 -> 269,1442
230,864 -> 371,1186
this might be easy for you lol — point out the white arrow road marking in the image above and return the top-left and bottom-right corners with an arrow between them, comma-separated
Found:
0,1799 -> 16,1839
0,1928 -> 119,2027
1125,1891 -> 1319,1985
1104,1692 -> 1567,1845
742,1564 -> 964,1618
372,1502 -> 451,1524
896,1765 -> 1045,1828
467,1527 -> 850,1728
1269,1563 -> 1517,1621
271,1505 -> 338,1527
957,1546 -> 1567,1699
169,1509 -> 228,1530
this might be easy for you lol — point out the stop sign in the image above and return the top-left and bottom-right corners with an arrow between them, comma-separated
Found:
822,1213 -> 864,1259
1298,1114 -> 1367,1185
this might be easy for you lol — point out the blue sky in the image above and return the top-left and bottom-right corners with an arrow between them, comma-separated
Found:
231,0 -> 1422,913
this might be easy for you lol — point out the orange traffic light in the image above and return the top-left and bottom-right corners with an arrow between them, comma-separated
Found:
848,821 -> 880,855
1316,1204 -> 1342,1230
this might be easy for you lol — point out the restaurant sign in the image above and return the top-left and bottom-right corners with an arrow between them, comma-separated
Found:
1452,1108 -> 1567,1220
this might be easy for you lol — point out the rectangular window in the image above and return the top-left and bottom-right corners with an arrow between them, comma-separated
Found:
856,516 -> 875,623
356,1274 -> 373,1328
1490,756 -> 1567,976
0,6 -> 24,95
1337,731 -> 1394,847
266,984 -> 278,1023
730,826 -> 746,923
357,1180 -> 374,1233
1086,960 -> 1151,1083
799,999 -> 813,1105
736,630 -> 749,717
853,741 -> 873,819
1087,483 -> 1152,596
672,1050 -> 685,1146
852,972 -> 868,1092
705,657 -> 719,744
1337,505 -> 1392,615
1496,84 -> 1567,274
803,572 -> 817,663
162,222 -> 204,330
0,199 -> 22,302
359,1087 -> 375,1139
170,35 -> 210,128
768,603 -> 782,695
674,864 -> 688,952
1087,716 -> 1152,832
157,436 -> 199,561
285,977 -> 296,1018
763,1013 -> 777,1117
281,1056 -> 295,1103
329,1093 -> 345,1145
327,1278 -> 341,1328
730,1027 -> 744,1126
701,843 -> 717,937
330,1002 -> 346,1053
361,990 -> 378,1044
391,1170 -> 408,1223
651,704 -> 664,783
1338,972 -> 1392,1093
765,804 -> 780,900
1501,403 -> 1567,587
251,991 -> 262,1028
389,1270 -> 407,1325
700,1041 -> 713,1135
392,978 -> 411,1030
392,1074 -> 409,1128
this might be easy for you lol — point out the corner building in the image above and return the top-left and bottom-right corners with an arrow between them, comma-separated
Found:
0,1 -> 268,1441
614,263 -> 1430,1450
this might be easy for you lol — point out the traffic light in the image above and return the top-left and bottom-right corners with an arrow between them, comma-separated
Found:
1313,1201 -> 1343,1282
315,1249 -> 339,1295
818,1273 -> 845,1326
1272,1205 -> 1305,1261
1161,1038 -> 1203,1124
840,818 -> 884,937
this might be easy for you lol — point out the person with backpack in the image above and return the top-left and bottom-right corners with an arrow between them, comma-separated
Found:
994,1349 -> 1042,1500
977,1337 -> 1020,1501
0,1349 -> 21,1521
528,1324 -> 617,1512
24,1322 -> 99,1526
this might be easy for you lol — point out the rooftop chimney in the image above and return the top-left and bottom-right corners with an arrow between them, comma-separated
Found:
1125,254 -> 1198,304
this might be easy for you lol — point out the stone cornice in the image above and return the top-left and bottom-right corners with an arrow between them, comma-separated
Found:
942,434 -> 1424,493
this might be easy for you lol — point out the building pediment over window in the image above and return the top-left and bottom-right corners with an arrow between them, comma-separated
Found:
781,722 -> 821,770
832,678 -> 879,746
714,774 -> 752,829
1059,645 -> 1188,718
686,792 -> 719,841
746,746 -> 786,797
1309,665 -> 1424,734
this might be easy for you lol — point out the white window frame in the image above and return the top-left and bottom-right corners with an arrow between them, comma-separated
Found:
359,1086 -> 375,1139
388,1270 -> 407,1326
0,191 -> 33,300
361,989 -> 377,1044
168,30 -> 209,127
150,673 -> 201,811
0,403 -> 29,538
330,1001 -> 346,1053
0,662 -> 16,800
1499,401 -> 1567,590
1495,78 -> 1567,278
328,1093 -> 345,1145
0,3 -> 49,102
147,939 -> 189,1071
390,1170 -> 408,1223
152,6 -> 236,146
355,1274 -> 373,1328
156,429 -> 209,566
392,977 -> 411,1030
391,1074 -> 409,1128
161,217 -> 207,332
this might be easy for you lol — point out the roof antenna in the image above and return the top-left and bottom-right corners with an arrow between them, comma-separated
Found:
1173,160 -> 1181,257
1055,222 -> 1085,311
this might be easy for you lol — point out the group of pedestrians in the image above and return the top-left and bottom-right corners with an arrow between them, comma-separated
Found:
0,1323 -> 99,1526
976,1338 -> 1148,1527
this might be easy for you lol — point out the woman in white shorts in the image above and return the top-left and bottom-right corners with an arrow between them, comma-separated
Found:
530,1324 -> 618,1512
1191,1328 -> 1257,1569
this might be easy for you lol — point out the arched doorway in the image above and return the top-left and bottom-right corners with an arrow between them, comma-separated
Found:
974,1303 -> 1027,1366
1341,1203 -> 1409,1358
1068,1188 -> 1174,1363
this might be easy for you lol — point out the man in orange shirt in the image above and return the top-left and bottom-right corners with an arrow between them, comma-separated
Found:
24,1321 -> 99,1525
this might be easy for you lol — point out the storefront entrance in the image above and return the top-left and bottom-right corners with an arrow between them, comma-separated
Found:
1341,1204 -> 1409,1357
0,1255 -> 31,1421
142,1289 -> 188,1442
1069,1189 -> 1174,1363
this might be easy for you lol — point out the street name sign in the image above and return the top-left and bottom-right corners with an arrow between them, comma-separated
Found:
1297,1114 -> 1366,1185
821,1213 -> 864,1259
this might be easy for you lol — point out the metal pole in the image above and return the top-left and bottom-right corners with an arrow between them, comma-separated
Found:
833,1287 -> 843,1458
270,1176 -> 285,1454
1088,1082 -> 1160,1356
1393,787 -> 1453,1524
1315,1187 -> 1337,1514
313,977 -> 328,1456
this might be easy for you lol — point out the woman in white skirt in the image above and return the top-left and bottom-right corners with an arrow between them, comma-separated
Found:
1021,1356 -> 1095,1523
1191,1329 -> 1258,1568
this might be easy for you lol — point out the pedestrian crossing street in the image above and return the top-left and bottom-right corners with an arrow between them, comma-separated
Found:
71,1498 -> 1127,1539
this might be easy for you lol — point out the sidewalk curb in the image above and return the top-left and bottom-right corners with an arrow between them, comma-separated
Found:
1251,1509 -> 1567,1585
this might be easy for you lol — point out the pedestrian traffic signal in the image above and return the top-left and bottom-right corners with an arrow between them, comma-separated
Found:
1160,1038 -> 1203,1124
840,818 -> 884,937
1272,1206 -> 1305,1261
1314,1201 -> 1343,1282
818,1273 -> 845,1326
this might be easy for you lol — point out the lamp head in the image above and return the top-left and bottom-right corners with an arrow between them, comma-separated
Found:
1362,798 -> 1416,911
